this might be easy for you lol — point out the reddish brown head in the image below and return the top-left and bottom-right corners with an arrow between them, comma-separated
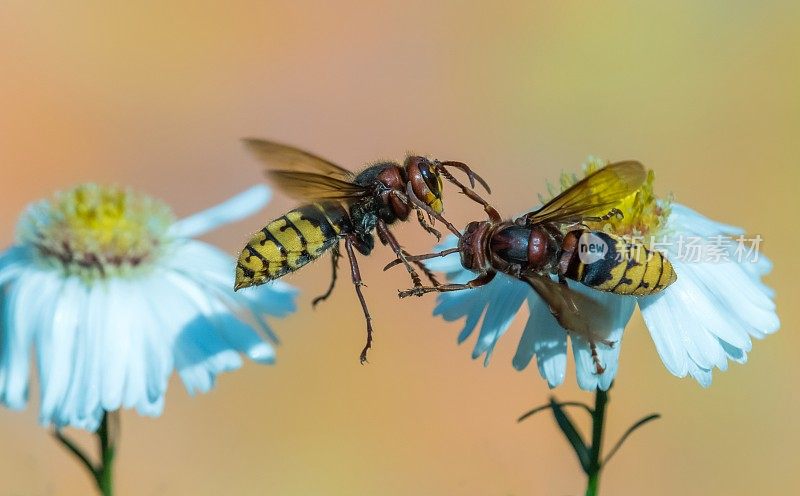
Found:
404,156 -> 444,215
458,221 -> 492,272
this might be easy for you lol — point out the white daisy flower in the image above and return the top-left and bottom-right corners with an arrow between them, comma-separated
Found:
0,183 -> 297,431
426,159 -> 779,390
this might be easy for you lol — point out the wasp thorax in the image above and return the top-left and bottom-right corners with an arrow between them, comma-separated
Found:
490,225 -> 529,263
405,156 -> 444,214
17,184 -> 175,279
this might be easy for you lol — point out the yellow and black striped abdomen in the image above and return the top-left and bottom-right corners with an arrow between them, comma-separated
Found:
564,230 -> 676,296
234,202 -> 351,290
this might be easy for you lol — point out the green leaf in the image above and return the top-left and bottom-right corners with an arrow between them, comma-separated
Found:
518,401 -> 593,423
549,398 -> 591,473
603,413 -> 661,466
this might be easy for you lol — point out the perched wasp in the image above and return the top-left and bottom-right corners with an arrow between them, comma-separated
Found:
387,161 -> 676,372
234,139 -> 489,363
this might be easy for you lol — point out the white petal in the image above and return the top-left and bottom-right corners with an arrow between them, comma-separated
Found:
53,282 -> 99,428
668,203 -> 744,237
639,264 -> 736,386
513,293 -> 568,388
161,238 -> 297,395
433,278 -> 493,343
79,282 -> 107,422
432,269 -> 528,366
0,246 -> 30,287
1,269 -> 56,409
169,241 -> 297,321
100,279 -> 134,411
169,185 -> 272,239
472,275 -> 529,364
639,292 -> 689,377
667,261 -> 753,351
570,288 -> 635,391
38,277 -> 83,424
134,275 -> 182,408
115,274 -> 173,417
687,361 -> 713,388
637,203 -> 780,387
118,280 -> 172,416
423,235 -> 462,274
161,273 -> 250,394
679,259 -> 778,338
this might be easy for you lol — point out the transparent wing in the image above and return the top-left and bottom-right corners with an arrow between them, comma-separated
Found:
524,161 -> 646,225
267,170 -> 368,201
243,138 -> 365,201
243,138 -> 354,180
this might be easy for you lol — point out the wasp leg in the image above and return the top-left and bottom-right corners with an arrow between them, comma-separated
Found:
312,246 -> 340,308
402,248 -> 440,286
398,271 -> 496,298
344,236 -> 374,364
376,219 -> 424,289
383,247 -> 461,272
582,208 -> 624,224
436,167 -> 502,223
590,342 -> 605,374
416,208 -> 441,241
551,276 -> 613,374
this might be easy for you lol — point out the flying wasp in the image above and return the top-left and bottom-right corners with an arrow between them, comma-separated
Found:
387,161 -> 676,372
234,139 -> 490,363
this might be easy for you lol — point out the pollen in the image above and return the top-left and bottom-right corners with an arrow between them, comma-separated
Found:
17,184 -> 175,278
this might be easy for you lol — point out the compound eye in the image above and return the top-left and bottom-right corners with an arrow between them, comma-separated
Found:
419,162 -> 442,198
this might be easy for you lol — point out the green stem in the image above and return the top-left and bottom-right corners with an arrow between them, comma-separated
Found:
586,471 -> 601,496
585,388 -> 609,496
96,411 -> 117,496
54,410 -> 119,496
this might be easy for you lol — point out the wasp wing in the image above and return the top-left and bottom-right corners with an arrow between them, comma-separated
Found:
243,138 -> 366,201
243,138 -> 354,180
267,170 -> 368,201
523,273 -> 614,342
523,161 -> 646,226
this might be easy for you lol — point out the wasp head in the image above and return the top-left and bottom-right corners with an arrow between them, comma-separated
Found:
458,220 -> 491,272
405,156 -> 444,215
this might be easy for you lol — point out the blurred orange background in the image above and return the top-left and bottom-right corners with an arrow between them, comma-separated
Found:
1,1 -> 798,494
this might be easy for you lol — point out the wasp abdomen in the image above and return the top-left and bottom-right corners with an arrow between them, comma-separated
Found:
562,230 -> 676,296
235,202 -> 350,290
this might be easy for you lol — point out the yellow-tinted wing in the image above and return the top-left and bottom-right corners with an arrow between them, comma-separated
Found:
243,138 -> 354,180
267,170 -> 368,201
524,161 -> 646,225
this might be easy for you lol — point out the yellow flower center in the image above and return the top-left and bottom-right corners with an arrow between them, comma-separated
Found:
17,184 -> 175,278
552,157 -> 670,240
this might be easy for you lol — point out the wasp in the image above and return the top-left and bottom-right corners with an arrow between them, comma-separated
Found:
388,161 -> 676,372
234,139 -> 489,363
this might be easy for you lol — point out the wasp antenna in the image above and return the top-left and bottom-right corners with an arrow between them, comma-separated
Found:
439,161 -> 491,194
